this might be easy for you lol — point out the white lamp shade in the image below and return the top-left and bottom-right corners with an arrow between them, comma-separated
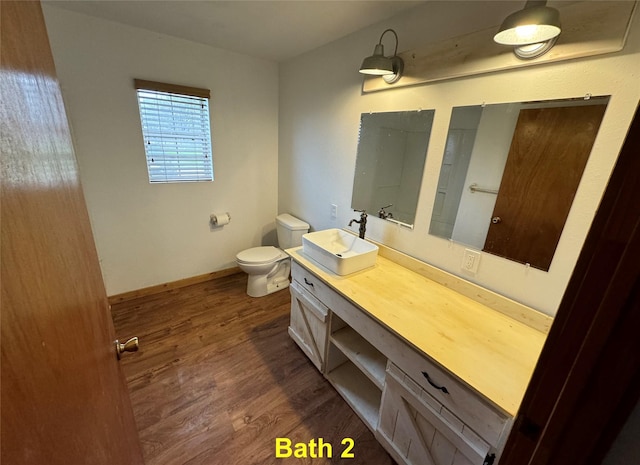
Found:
494,5 -> 561,45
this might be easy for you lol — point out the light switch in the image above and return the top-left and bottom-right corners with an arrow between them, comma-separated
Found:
330,204 -> 337,220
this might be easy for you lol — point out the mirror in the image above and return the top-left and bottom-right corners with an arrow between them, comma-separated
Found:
352,110 -> 435,226
429,96 -> 609,271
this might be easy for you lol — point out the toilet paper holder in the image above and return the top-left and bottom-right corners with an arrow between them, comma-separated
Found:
210,212 -> 231,227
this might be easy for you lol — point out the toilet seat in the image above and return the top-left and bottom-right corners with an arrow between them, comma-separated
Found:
236,246 -> 286,265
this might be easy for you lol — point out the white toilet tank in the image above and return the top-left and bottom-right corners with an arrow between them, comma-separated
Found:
276,213 -> 309,249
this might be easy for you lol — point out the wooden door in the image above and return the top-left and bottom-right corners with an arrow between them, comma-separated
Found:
483,104 -> 606,270
499,104 -> 640,464
1,2 -> 145,464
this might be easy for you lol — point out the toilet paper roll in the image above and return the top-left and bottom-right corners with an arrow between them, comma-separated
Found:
210,212 -> 231,226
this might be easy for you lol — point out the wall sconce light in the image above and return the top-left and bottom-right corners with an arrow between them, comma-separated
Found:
359,28 -> 404,84
494,0 -> 561,59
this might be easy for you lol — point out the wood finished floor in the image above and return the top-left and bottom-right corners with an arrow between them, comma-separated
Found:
111,273 -> 395,465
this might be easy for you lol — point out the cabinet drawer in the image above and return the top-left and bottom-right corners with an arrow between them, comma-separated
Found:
387,347 -> 509,447
291,261 -> 337,305
290,280 -> 328,322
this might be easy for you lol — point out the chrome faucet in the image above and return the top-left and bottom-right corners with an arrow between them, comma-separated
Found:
348,210 -> 367,239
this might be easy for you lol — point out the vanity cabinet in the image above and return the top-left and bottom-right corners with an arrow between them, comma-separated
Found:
290,261 -> 386,428
288,260 -> 513,465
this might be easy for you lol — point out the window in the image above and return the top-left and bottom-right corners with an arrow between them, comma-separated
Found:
134,79 -> 213,183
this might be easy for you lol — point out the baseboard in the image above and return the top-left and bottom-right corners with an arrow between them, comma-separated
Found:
108,267 -> 242,304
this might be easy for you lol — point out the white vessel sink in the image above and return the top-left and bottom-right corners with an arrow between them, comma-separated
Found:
302,229 -> 378,276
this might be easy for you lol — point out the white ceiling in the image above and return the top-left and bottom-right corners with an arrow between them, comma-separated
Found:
45,0 -> 426,62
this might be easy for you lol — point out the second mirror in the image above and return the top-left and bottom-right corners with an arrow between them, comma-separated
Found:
351,110 -> 435,226
429,96 -> 609,271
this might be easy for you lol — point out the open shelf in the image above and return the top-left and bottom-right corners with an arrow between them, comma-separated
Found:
331,326 -> 387,389
327,361 -> 382,431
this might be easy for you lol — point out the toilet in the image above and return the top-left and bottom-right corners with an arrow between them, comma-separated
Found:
236,213 -> 309,297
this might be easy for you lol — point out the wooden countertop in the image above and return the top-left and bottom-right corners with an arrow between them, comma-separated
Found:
287,246 -> 548,417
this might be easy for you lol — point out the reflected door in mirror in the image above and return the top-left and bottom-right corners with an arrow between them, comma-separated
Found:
484,104 -> 607,270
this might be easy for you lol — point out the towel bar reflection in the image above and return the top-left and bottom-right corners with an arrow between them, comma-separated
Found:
469,183 -> 499,195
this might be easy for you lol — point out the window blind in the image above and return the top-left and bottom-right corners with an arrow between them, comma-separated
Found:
135,82 -> 213,183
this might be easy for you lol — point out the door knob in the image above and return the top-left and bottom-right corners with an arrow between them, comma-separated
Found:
115,337 -> 139,359
491,216 -> 502,224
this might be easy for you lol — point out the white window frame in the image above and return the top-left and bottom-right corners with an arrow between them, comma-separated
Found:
134,79 -> 213,183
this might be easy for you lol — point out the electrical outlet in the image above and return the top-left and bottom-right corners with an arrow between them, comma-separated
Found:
330,204 -> 338,220
462,249 -> 481,274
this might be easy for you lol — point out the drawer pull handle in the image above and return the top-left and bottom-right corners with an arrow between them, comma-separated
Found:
304,278 -> 314,287
421,371 -> 449,394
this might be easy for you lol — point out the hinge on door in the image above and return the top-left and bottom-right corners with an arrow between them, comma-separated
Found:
483,453 -> 496,465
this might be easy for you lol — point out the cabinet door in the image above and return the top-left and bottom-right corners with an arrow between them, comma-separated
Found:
388,343 -> 509,446
378,374 -> 489,465
288,281 -> 329,371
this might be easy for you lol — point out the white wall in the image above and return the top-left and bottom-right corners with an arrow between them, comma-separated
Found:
279,1 -> 640,315
452,103 -> 519,248
43,6 -> 279,296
